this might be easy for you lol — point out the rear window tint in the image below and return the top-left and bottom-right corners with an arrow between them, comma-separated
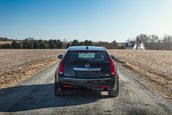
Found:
66,51 -> 109,62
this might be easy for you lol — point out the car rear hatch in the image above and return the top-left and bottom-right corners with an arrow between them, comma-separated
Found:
63,50 -> 111,78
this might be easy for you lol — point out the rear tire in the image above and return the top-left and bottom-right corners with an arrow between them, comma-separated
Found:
54,82 -> 64,96
109,79 -> 119,97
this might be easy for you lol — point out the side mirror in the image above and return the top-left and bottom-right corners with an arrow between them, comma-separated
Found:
111,55 -> 115,60
58,54 -> 63,59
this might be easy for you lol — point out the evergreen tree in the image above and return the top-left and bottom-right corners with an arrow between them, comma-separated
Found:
71,39 -> 80,46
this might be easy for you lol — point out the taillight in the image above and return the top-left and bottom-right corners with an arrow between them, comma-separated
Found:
58,57 -> 65,75
109,57 -> 116,76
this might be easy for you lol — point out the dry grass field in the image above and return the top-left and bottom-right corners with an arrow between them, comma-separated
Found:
109,49 -> 172,98
0,49 -> 65,88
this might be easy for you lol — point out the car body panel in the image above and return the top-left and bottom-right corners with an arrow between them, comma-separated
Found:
58,76 -> 116,91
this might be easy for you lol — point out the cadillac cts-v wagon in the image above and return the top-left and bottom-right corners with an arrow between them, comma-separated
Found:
54,46 -> 119,97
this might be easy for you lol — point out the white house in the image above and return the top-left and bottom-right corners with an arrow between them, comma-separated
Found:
133,42 -> 145,50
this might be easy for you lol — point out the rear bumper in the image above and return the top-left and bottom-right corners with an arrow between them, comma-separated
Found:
58,77 -> 116,91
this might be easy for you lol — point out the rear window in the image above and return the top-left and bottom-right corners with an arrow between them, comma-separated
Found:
78,53 -> 95,59
65,51 -> 109,62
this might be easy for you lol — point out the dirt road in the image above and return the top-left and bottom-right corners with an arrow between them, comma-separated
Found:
0,64 -> 172,115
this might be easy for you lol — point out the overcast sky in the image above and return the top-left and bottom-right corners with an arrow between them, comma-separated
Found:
0,0 -> 172,42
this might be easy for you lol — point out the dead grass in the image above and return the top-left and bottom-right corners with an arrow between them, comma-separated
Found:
109,49 -> 172,98
0,49 -> 65,88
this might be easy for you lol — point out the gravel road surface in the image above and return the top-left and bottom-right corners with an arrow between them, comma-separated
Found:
0,64 -> 172,115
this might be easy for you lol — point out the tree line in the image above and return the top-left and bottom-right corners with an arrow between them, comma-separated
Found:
1,34 -> 172,50
0,39 -> 64,49
0,38 -> 119,49
134,34 -> 172,50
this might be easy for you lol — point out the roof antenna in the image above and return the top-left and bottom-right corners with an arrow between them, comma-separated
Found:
86,46 -> 89,49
